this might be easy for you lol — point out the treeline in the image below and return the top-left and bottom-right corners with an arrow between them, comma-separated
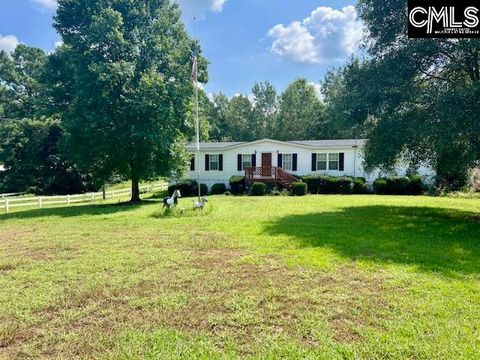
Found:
0,45 -> 97,195
1,0 -> 205,201
200,79 -> 354,142
319,0 -> 480,190
1,0 -> 479,195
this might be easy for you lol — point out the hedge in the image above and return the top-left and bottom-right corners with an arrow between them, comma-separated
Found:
211,183 -> 227,195
193,183 -> 208,197
291,182 -> 308,196
251,182 -> 267,196
374,176 -> 424,195
301,175 -> 354,194
168,181 -> 196,197
229,176 -> 246,195
168,181 -> 208,197
352,178 -> 371,194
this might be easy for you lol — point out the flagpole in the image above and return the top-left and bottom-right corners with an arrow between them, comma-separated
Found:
193,15 -> 201,202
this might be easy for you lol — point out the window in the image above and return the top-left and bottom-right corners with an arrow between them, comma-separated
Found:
328,153 -> 339,171
317,153 -> 327,171
242,154 -> 252,170
190,155 -> 195,171
282,154 -> 293,171
209,155 -> 219,171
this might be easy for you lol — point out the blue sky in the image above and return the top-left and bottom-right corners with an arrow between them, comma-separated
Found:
0,0 -> 360,97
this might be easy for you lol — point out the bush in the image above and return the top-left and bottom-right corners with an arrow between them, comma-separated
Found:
407,175 -> 424,195
211,183 -> 227,195
229,176 -> 246,195
386,176 -> 410,195
168,181 -> 195,197
373,178 -> 388,194
251,182 -> 267,196
291,182 -> 308,196
374,176 -> 424,195
353,178 -> 370,194
302,175 -> 353,194
168,180 -> 209,197
192,183 -> 208,197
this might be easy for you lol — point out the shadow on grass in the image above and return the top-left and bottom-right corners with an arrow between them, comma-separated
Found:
264,205 -> 480,276
0,200 -> 160,220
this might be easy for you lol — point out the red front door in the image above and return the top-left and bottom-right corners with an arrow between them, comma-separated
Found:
262,153 -> 272,177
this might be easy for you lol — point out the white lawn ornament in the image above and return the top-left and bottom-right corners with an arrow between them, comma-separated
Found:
192,197 -> 208,211
163,190 -> 181,208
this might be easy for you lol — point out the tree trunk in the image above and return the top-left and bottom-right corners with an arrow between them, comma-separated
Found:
131,176 -> 141,203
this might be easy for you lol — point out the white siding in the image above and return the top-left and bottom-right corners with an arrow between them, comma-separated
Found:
184,139 -> 434,189
187,140 -> 359,189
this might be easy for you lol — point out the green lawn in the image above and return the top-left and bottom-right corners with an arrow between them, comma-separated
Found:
1,195 -> 479,359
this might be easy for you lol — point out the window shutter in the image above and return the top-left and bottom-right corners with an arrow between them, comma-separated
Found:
312,153 -> 317,171
292,154 -> 298,172
339,153 -> 345,171
205,154 -> 210,171
277,154 -> 283,168
190,156 -> 195,171
251,154 -> 256,167
219,154 -> 223,171
237,154 -> 242,171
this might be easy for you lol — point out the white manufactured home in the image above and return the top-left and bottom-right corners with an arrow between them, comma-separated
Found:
185,139 -> 433,190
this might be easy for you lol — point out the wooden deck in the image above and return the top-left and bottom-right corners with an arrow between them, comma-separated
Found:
245,167 -> 299,189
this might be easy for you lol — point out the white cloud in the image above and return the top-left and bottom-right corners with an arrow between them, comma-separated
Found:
0,35 -> 20,54
267,6 -> 363,64
54,40 -> 63,48
178,0 -> 227,18
31,0 -> 57,10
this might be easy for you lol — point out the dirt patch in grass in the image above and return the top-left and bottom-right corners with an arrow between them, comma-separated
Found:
0,227 -> 38,244
120,247 -> 391,349
2,243 -> 393,358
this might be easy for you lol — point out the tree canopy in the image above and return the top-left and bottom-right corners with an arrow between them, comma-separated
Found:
0,45 -> 47,120
205,79 -> 341,142
322,0 -> 480,189
51,0 -> 207,201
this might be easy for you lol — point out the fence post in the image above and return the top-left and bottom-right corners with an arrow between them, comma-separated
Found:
112,190 -> 115,199
5,198 -> 9,213
91,193 -> 94,202
67,195 -> 71,205
38,197 -> 42,208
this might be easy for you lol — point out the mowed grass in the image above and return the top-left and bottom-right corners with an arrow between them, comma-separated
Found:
0,195 -> 479,359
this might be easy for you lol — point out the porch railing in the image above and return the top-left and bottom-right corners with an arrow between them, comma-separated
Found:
245,166 -> 299,188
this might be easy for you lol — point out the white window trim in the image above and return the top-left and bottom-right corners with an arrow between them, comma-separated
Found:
241,154 -> 252,171
317,153 -> 327,171
328,153 -> 339,171
283,154 -> 293,171
209,154 -> 220,171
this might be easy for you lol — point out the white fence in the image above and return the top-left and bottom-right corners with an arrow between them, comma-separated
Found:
0,183 -> 167,213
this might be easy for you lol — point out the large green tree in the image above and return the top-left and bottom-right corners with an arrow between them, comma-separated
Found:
0,45 -> 94,195
52,0 -> 207,202
324,0 -> 480,189
275,79 -> 325,141
251,81 -> 278,139
0,45 -> 47,120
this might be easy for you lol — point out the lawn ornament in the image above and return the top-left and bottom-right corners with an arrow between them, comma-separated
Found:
192,197 -> 208,211
163,190 -> 181,208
